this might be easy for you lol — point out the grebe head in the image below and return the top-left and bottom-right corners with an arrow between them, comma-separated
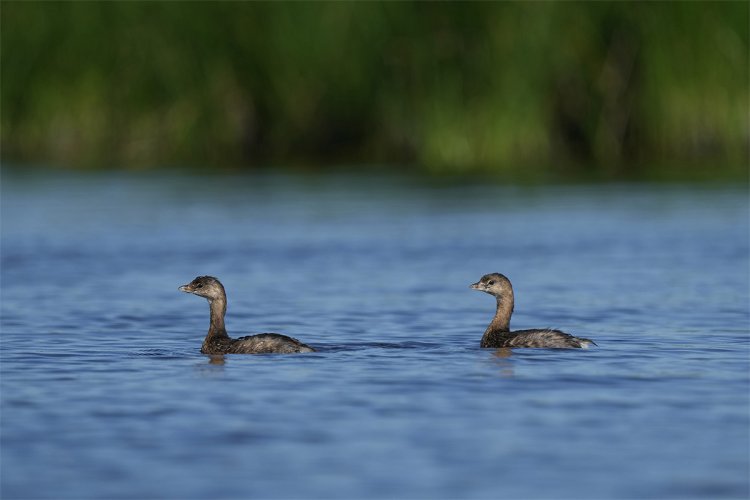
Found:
179,275 -> 225,301
470,273 -> 512,297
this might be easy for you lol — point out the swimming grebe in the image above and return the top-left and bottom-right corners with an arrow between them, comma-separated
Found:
470,273 -> 595,349
179,276 -> 316,354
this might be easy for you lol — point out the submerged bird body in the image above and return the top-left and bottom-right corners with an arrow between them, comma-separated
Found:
202,333 -> 314,355
179,276 -> 315,355
470,273 -> 595,349
480,327 -> 591,349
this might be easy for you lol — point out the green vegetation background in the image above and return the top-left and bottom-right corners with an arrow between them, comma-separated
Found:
2,2 -> 748,180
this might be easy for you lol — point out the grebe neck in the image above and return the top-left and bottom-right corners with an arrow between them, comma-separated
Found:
489,294 -> 514,332
208,297 -> 229,338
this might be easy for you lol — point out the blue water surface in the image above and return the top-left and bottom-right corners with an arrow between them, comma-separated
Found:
1,170 -> 748,499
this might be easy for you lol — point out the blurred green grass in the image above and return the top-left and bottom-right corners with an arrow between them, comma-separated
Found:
1,2 -> 748,179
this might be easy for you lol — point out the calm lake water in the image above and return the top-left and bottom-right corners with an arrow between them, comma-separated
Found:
1,169 -> 748,499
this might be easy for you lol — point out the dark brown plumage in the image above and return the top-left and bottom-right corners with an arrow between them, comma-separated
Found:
470,273 -> 595,349
179,276 -> 315,355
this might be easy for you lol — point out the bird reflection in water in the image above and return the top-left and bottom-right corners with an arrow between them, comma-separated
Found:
208,355 -> 226,365
492,348 -> 514,377
194,354 -> 226,376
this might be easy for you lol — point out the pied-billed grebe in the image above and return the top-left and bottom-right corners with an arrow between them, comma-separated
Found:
179,276 -> 315,354
470,273 -> 595,349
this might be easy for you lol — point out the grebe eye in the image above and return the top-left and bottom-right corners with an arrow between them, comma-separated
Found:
487,280 -> 495,285
196,283 -> 203,288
